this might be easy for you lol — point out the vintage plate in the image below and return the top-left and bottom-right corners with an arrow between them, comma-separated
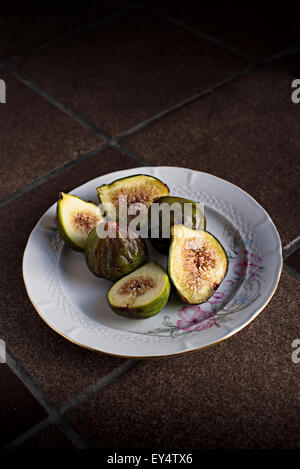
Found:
23,167 -> 282,358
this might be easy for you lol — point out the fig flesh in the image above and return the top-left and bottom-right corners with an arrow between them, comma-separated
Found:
97,174 -> 169,222
107,262 -> 171,319
57,192 -> 102,251
168,225 -> 228,304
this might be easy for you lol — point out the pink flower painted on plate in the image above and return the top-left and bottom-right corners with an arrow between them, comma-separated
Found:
234,250 -> 263,280
208,291 -> 225,304
176,305 -> 216,332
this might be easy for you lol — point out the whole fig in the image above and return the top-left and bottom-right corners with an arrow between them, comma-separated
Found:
85,221 -> 148,281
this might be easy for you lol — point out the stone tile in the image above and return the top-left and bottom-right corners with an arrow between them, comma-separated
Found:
67,272 -> 300,449
0,146 -> 140,406
273,52 -> 300,78
15,10 -> 249,136
0,1 -> 134,59
285,248 -> 300,273
147,1 -> 300,59
122,67 -> 300,246
0,364 -> 47,447
21,425 -> 74,449
0,70 -> 101,200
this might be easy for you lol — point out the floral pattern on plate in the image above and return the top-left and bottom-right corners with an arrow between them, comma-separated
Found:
146,237 -> 264,338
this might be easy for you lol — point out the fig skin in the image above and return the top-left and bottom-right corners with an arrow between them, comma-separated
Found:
109,281 -> 171,319
148,196 -> 206,254
85,222 -> 148,281
107,262 -> 171,319
97,174 -> 169,221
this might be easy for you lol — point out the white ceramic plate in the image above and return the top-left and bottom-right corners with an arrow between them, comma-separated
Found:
23,167 -> 282,358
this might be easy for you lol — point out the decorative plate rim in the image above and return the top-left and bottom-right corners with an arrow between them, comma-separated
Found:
22,167 -> 283,358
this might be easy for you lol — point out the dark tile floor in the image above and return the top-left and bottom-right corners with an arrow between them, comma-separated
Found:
69,275 -> 300,450
121,67 -> 300,246
0,365 -> 47,447
0,2 -> 300,449
0,1 -> 135,60
14,10 -> 248,136
0,70 -> 101,198
273,52 -> 300,78
144,1 -> 300,59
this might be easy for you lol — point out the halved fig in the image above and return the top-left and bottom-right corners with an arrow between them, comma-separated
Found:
85,221 -> 148,281
57,192 -> 102,251
97,174 -> 169,221
107,262 -> 171,319
148,196 -> 206,254
168,225 -> 228,304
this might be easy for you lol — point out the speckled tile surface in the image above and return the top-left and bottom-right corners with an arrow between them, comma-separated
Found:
122,67 -> 300,246
67,272 -> 300,449
0,365 -> 47,446
0,3 -> 299,450
0,70 -> 101,199
0,147 -> 138,407
145,1 -> 300,59
0,1 -> 135,60
285,248 -> 300,273
14,11 -> 249,136
21,425 -> 74,449
273,52 -> 300,78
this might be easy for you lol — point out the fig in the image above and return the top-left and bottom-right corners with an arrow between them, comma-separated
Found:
97,174 -> 169,221
85,221 -> 148,281
168,225 -> 228,304
107,262 -> 171,319
148,196 -> 206,254
57,192 -> 102,251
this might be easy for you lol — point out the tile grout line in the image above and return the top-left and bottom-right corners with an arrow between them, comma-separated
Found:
1,63 -> 111,142
60,358 -> 142,415
114,64 -> 260,141
0,143 -> 108,209
143,3 -> 300,74
0,64 -> 259,208
264,63 -> 298,81
283,263 -> 300,282
3,5 -> 296,206
112,141 -> 147,166
282,236 -> 300,260
6,2 -> 143,64
0,56 -> 296,214
3,356 -> 142,448
7,0 -> 300,70
5,349 -> 62,419
142,4 -> 258,63
4,251 -> 299,448
263,43 -> 300,64
0,3 -> 298,449
4,348 -> 89,449
282,236 -> 300,282
0,141 -> 148,209
3,417 -> 52,449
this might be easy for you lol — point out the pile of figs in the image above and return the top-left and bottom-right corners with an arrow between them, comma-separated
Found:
57,174 -> 228,319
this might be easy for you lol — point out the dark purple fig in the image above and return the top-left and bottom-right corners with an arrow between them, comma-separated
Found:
85,221 -> 148,281
148,196 -> 206,254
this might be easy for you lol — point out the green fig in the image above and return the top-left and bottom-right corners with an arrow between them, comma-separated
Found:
168,225 -> 228,304
85,221 -> 148,281
97,174 -> 169,221
57,192 -> 102,251
148,196 -> 206,254
107,262 -> 171,319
